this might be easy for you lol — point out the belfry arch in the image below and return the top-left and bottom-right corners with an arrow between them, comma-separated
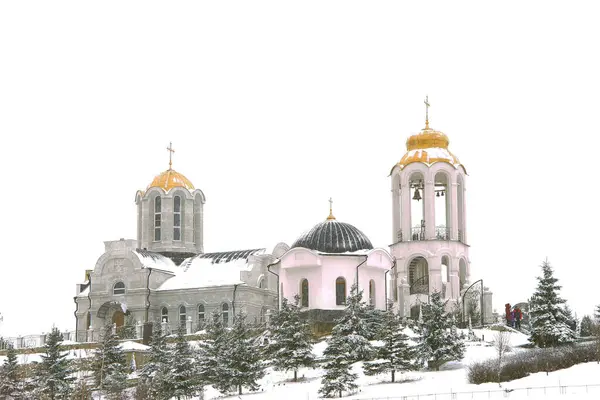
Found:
408,171 -> 426,241
434,171 -> 451,240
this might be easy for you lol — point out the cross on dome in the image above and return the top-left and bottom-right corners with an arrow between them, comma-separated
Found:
327,197 -> 336,220
424,95 -> 430,129
167,141 -> 175,170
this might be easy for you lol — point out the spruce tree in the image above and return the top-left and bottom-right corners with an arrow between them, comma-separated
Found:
197,310 -> 229,392
319,329 -> 358,398
164,325 -> 202,399
580,315 -> 595,337
221,312 -> 265,395
528,259 -> 575,347
0,344 -> 23,399
414,291 -> 465,371
35,327 -> 75,399
91,324 -> 128,399
594,305 -> 600,324
138,322 -> 170,399
268,295 -> 315,382
364,305 -> 417,382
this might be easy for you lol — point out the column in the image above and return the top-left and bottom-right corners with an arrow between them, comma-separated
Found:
392,183 -> 400,242
450,181 -> 459,240
400,180 -> 411,240
424,179 -> 435,239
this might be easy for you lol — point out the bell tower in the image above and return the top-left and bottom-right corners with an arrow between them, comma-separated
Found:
135,143 -> 206,264
389,98 -> 470,318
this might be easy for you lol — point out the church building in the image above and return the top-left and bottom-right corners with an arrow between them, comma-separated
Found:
74,105 -> 490,341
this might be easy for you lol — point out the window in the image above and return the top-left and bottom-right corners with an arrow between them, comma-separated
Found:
369,279 -> 376,307
179,305 -> 186,327
86,312 -> 91,330
198,304 -> 205,322
161,307 -> 169,323
335,277 -> 346,305
154,197 -> 162,241
174,196 -> 181,241
222,303 -> 229,326
300,279 -> 309,307
258,277 -> 265,289
113,281 -> 125,295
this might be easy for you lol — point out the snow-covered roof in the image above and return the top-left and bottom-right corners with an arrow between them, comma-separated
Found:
133,249 -> 178,273
76,286 -> 90,298
156,249 -> 265,291
119,341 -> 150,351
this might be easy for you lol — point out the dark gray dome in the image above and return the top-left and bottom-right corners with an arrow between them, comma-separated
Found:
291,219 -> 373,253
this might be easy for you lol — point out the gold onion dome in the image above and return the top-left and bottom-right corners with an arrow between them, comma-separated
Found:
147,168 -> 195,191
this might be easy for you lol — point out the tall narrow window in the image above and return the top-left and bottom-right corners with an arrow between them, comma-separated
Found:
369,279 -> 376,307
154,197 -> 162,241
335,277 -> 346,305
179,305 -> 186,327
161,307 -> 169,323
198,304 -> 205,323
113,282 -> 125,295
300,279 -> 309,307
222,303 -> 229,326
174,196 -> 181,241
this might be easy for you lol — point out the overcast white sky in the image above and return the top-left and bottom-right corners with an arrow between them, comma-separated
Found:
1,1 -> 599,337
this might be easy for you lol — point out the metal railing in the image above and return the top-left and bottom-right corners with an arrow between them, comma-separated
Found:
435,226 -> 450,240
409,275 -> 429,295
411,227 -> 425,241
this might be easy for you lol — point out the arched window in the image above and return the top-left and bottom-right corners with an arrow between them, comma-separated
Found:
198,304 -> 205,322
222,303 -> 229,326
258,277 -> 265,289
335,277 -> 346,305
154,197 -> 162,241
173,196 -> 181,241
300,279 -> 309,307
161,307 -> 169,323
113,281 -> 125,295
86,312 -> 91,330
369,279 -> 376,307
179,305 -> 187,327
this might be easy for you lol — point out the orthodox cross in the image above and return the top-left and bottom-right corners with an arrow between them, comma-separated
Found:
424,95 -> 430,128
167,142 -> 175,169
327,197 -> 335,220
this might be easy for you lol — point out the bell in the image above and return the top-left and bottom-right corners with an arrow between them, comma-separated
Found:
436,192 -> 440,197
441,191 -> 445,196
412,188 -> 422,201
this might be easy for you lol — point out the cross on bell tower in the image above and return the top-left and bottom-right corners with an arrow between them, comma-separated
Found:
167,142 -> 175,170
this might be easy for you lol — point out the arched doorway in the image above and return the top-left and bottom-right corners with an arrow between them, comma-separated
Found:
97,301 -> 127,328
112,309 -> 125,328
408,256 -> 429,295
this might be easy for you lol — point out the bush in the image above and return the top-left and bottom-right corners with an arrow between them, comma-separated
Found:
468,343 -> 595,384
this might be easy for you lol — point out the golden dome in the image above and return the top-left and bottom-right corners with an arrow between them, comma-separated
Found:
147,168 -> 195,192
393,125 -> 464,172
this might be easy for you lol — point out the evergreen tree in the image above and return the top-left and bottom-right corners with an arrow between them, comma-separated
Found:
364,305 -> 417,382
330,284 -> 374,363
580,315 -> 595,337
414,291 -> 465,371
563,304 -> 577,332
594,305 -> 600,324
268,295 -> 315,382
528,259 -> 575,347
91,324 -> 128,399
71,378 -> 92,400
164,325 -> 202,399
196,310 -> 229,392
138,322 -> 170,399
118,314 -> 137,340
0,344 -> 23,399
221,312 -> 265,395
319,328 -> 358,398
35,327 -> 75,399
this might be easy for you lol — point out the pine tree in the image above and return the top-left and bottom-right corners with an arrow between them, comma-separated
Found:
0,344 -> 23,399
35,327 -> 75,399
319,330 -> 358,398
221,312 -> 265,395
268,295 -> 315,382
138,322 -> 170,399
330,284 -> 374,363
580,315 -> 595,337
91,324 -> 128,399
414,291 -> 465,371
197,310 -> 229,392
364,305 -> 417,382
528,259 -> 575,347
164,324 -> 202,399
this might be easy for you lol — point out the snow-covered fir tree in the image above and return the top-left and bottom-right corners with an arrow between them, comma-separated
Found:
330,283 -> 375,363
414,291 -> 465,371
580,315 -> 595,337
0,344 -> 24,399
319,329 -> 359,398
268,295 -> 315,382
164,324 -> 202,399
221,312 -> 266,395
92,324 -> 128,399
137,322 -> 170,399
364,304 -> 417,382
34,327 -> 75,400
528,259 -> 575,347
594,304 -> 600,324
196,310 -> 228,392
563,304 -> 577,332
